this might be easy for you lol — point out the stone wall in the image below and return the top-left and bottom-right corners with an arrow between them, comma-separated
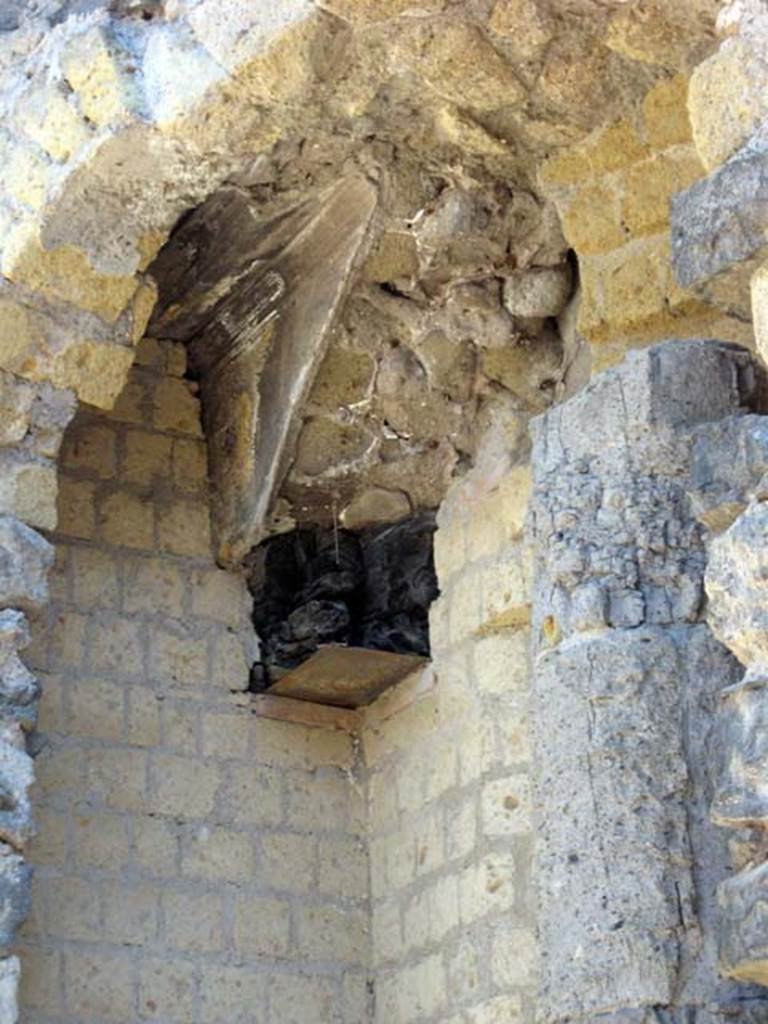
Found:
364,417 -> 536,1024
528,340 -> 768,1022
541,74 -> 752,373
18,340 -> 370,1024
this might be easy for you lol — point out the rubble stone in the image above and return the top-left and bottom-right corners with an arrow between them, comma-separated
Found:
0,515 -> 53,612
502,265 -> 573,318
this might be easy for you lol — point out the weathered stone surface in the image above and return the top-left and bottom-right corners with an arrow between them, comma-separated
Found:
340,487 -> 411,530
752,262 -> 768,365
689,415 -> 768,532
707,501 -> 768,668
719,863 -> 768,985
0,515 -> 53,611
533,627 -> 736,1020
0,848 -> 29,952
0,375 -> 33,449
0,456 -> 56,532
711,673 -> 768,828
529,340 -> 765,1022
502,265 -> 573,318
0,957 -> 18,1024
0,729 -> 33,851
688,34 -> 768,172
671,137 -> 768,318
0,613 -> 38,731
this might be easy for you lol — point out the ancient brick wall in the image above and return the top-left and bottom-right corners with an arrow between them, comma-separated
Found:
541,74 -> 753,373
18,339 -> 370,1024
364,431 -> 536,1024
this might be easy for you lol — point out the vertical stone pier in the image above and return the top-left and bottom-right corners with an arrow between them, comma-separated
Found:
528,341 -> 768,1022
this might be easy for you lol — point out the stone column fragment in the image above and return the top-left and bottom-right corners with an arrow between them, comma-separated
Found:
529,340 -> 768,1022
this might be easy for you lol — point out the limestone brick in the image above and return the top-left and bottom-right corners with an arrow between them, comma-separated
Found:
490,924 -> 537,989
98,490 -> 154,549
558,183 -> 619,257
398,21 -> 526,113
64,950 -> 134,1022
133,815 -> 179,877
466,994 -> 524,1023
0,372 -> 34,448
122,428 -> 172,486
0,140 -> 51,212
89,616 -> 144,677
47,876 -> 103,942
269,973 -> 335,1024
164,889 -> 224,953
66,677 -> 125,741
60,26 -> 137,127
642,74 -> 693,149
73,812 -> 129,871
19,947 -> 59,1014
102,883 -> 159,945
157,499 -> 212,557
56,475 -> 96,540
191,567 -> 250,624
200,964 -> 266,1023
123,556 -> 185,618
172,437 -> 208,493
0,456 -> 57,531
261,831 -> 316,893
150,624 -> 207,689
70,545 -> 120,609
152,378 -> 204,436
296,903 -> 368,963
48,609 -> 87,670
161,699 -> 200,756
138,959 -> 198,1024
87,747 -> 148,813
620,149 -> 704,238
49,340 -> 136,409
317,835 -> 368,900
149,753 -> 221,819
16,85 -> 90,163
104,375 -> 148,425
688,37 -> 768,171
226,765 -> 284,827
201,709 -> 251,758
33,745 -> 83,800
481,774 -> 532,837
5,236 -> 139,323
180,825 -> 253,883
233,894 -> 292,957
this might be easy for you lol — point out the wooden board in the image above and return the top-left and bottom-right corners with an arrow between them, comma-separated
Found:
266,645 -> 428,709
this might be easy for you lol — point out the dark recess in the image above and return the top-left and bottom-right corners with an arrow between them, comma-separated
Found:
246,512 -> 438,691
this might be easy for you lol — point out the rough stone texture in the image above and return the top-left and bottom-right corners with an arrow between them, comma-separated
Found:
719,863 -> 768,985
0,516 -> 53,613
0,613 -> 39,732
671,135 -> 768,319
689,1 -> 768,172
0,2 -> 764,1022
539,74 -> 751,370
365,410 -> 537,1024
529,340 -> 768,1022
20,339 -> 369,1024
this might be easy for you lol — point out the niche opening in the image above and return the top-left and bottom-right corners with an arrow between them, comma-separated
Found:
246,512 -> 437,708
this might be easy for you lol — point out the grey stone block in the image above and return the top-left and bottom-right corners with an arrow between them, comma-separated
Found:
671,136 -> 768,317
0,516 -> 53,613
